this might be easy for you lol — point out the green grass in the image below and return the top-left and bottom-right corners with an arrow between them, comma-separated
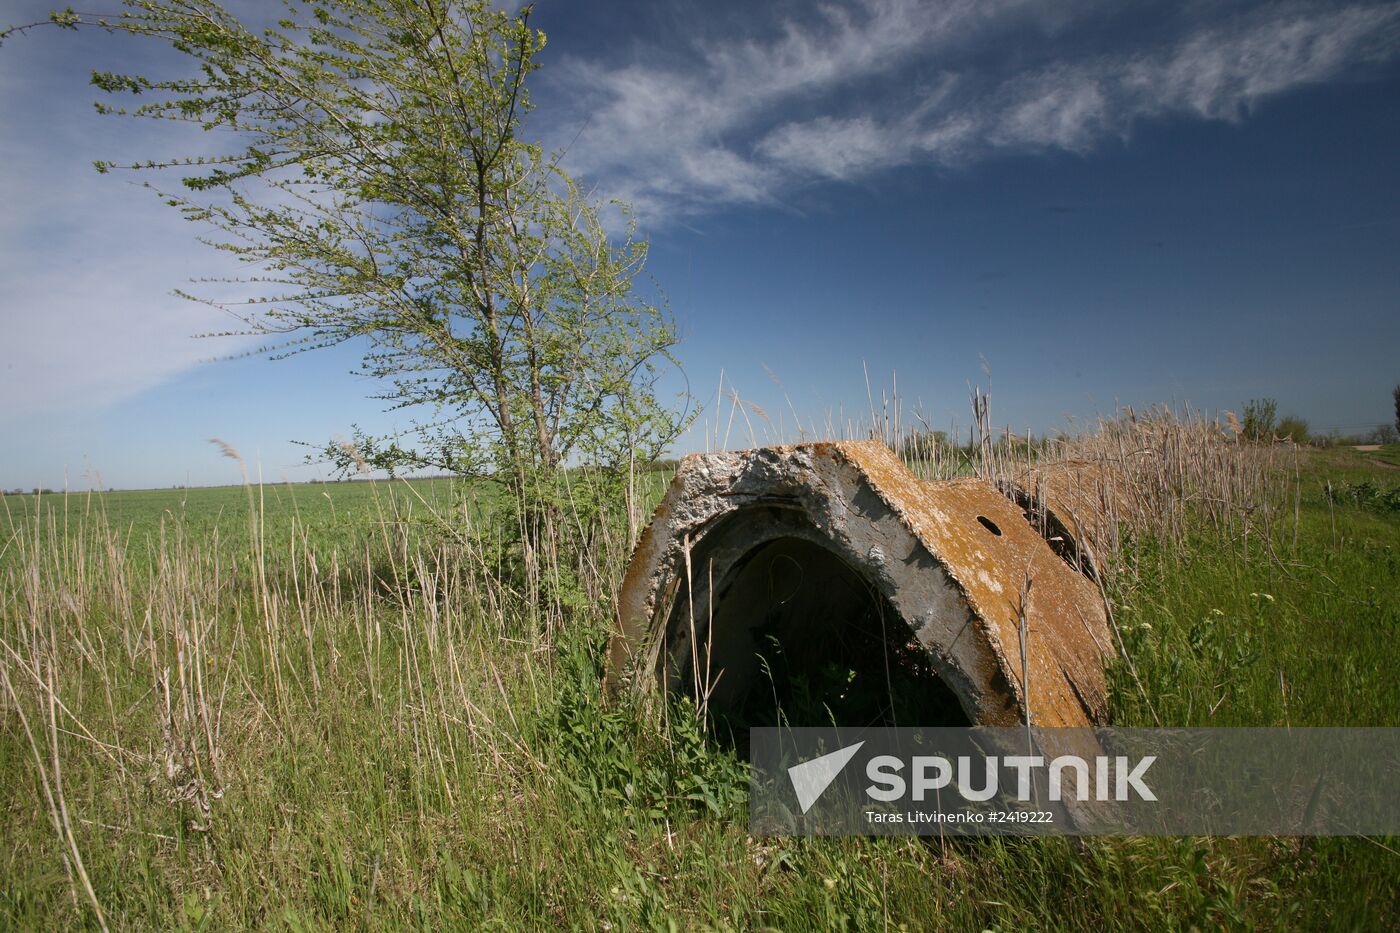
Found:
1367,443 -> 1400,468
1,476 -> 471,568
1110,505 -> 1400,729
1,450 -> 1397,930
1306,442 -> 1400,476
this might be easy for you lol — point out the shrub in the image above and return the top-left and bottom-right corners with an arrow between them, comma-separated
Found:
1277,415 -> 1309,444
1331,480 -> 1400,513
1241,398 -> 1277,442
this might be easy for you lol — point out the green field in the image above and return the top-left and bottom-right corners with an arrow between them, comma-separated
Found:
1359,442 -> 1400,468
1,445 -> 1397,930
2,476 -> 469,563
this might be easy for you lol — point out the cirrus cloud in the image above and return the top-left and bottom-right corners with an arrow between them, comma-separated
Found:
545,0 -> 1400,220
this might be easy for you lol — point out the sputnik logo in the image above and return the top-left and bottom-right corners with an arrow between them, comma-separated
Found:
788,741 -> 865,814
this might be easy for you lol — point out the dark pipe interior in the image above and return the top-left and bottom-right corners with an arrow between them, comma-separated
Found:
666,529 -> 967,738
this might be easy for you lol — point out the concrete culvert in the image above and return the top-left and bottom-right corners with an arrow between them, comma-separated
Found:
997,461 -> 1119,580
609,441 -> 1114,729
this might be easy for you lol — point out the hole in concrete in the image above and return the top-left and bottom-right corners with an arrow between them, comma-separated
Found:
976,515 -> 1002,536
665,527 -> 967,741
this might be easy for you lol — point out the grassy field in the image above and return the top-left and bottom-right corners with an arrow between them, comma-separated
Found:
1356,443 -> 1400,468
1,476 -> 469,566
1,439 -> 1397,930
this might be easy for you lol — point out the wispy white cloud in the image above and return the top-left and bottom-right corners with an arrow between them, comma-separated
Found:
0,245 -> 245,420
758,115 -> 907,180
0,14 -> 261,427
1126,4 -> 1396,118
0,164 -> 258,428
551,0 -> 1038,214
550,0 -> 1400,219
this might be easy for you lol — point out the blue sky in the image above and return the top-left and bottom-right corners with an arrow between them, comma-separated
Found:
2,0 -> 1398,490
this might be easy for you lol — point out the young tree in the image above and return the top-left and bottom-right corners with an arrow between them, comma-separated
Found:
1241,398 -> 1278,442
19,0 -> 690,563
1393,383 -> 1399,436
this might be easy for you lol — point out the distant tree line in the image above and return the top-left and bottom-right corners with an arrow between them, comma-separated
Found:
1239,390 -> 1400,447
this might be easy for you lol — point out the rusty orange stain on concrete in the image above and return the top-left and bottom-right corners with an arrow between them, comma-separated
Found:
830,441 -> 1112,726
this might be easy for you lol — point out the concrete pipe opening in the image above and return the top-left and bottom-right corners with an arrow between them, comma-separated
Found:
612,441 -> 1114,730
659,510 -> 968,736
